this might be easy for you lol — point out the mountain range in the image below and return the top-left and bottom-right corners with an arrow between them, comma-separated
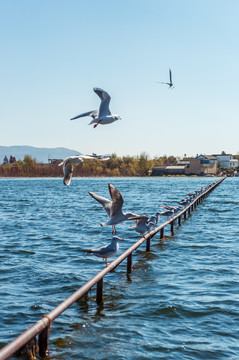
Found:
0,146 -> 81,163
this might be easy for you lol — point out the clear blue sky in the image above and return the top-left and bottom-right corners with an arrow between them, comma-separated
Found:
0,0 -> 238,158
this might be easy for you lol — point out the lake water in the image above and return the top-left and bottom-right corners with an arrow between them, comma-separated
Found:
0,177 -> 238,359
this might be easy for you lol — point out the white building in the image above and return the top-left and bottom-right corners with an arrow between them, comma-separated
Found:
213,152 -> 238,169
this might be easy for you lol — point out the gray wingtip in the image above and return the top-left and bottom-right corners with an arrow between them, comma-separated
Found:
93,87 -> 103,92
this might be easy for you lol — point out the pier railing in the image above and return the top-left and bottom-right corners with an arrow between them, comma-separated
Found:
0,177 -> 225,360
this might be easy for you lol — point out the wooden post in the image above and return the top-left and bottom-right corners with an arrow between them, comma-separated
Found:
170,221 -> 174,235
127,253 -> 132,273
96,278 -> 103,305
160,227 -> 164,239
38,326 -> 50,358
178,216 -> 181,226
146,237 -> 150,251
184,211 -> 187,219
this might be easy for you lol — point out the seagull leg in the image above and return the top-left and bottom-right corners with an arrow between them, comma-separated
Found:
103,258 -> 110,267
93,120 -> 102,128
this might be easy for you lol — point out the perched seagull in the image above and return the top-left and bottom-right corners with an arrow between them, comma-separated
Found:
159,205 -> 182,213
89,183 -> 140,234
70,88 -> 121,128
81,236 -> 123,266
149,214 -> 160,226
156,209 -> 175,220
157,68 -> 174,89
58,154 -> 110,186
128,216 -> 155,238
179,198 -> 191,206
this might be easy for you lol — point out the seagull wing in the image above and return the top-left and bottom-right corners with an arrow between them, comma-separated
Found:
63,161 -> 73,186
81,244 -> 112,256
96,154 -> 111,161
59,156 -> 83,186
169,68 -> 172,84
80,154 -> 99,160
128,215 -> 149,221
159,205 -> 171,210
80,154 -> 110,161
128,215 -> 149,225
93,88 -> 111,117
88,191 -> 112,217
70,110 -> 98,120
108,183 -> 124,217
92,243 -> 117,257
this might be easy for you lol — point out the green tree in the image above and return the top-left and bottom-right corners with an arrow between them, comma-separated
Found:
138,152 -> 151,176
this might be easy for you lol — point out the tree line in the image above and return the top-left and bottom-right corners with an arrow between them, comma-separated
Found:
0,153 -> 178,177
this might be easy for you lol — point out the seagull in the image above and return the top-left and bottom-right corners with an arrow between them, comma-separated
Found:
156,208 -> 175,220
159,205 -> 182,213
149,214 -> 160,226
58,154 -> 110,186
81,236 -> 123,266
179,198 -> 191,206
128,215 -> 155,238
157,68 -> 174,88
70,88 -> 121,128
89,183 -> 140,234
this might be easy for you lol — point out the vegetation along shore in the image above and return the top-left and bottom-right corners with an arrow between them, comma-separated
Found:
0,153 -> 179,177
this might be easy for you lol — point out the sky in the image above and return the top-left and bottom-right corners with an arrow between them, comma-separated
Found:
0,0 -> 239,159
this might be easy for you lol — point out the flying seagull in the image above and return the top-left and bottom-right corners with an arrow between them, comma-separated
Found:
89,183 -> 140,234
157,68 -> 174,88
58,154 -> 110,186
81,236 -> 123,266
70,88 -> 121,128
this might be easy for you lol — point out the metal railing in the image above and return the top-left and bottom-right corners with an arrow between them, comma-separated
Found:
0,177 -> 225,359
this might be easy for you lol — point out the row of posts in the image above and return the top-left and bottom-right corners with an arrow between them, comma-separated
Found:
95,183 -> 211,304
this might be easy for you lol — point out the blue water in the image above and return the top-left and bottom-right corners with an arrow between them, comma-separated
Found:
0,177 -> 238,359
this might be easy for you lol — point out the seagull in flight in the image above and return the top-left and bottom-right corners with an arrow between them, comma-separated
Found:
58,154 -> 110,186
89,183 -> 140,234
70,88 -> 121,128
81,236 -> 123,266
157,68 -> 174,89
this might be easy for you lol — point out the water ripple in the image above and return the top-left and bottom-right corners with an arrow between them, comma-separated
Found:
0,177 -> 238,359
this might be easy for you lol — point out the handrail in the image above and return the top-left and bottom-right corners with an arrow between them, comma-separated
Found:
0,177 -> 225,359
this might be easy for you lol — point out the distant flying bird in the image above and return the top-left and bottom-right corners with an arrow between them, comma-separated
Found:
89,183 -> 140,234
157,68 -> 174,88
70,88 -> 121,128
58,154 -> 110,186
81,236 -> 123,266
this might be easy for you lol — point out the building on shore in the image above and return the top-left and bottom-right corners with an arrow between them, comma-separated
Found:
184,155 -> 217,175
151,165 -> 187,176
151,154 -> 218,176
212,152 -> 238,168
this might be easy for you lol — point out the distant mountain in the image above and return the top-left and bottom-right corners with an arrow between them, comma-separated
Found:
0,145 -> 81,163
